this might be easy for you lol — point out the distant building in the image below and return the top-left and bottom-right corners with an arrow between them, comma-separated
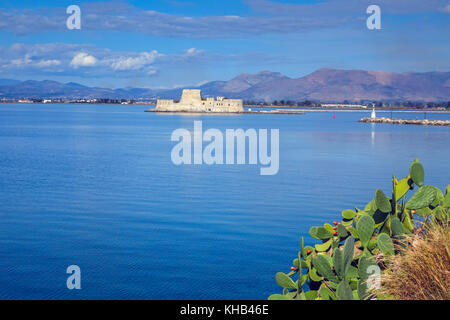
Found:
322,104 -> 366,108
156,89 -> 243,113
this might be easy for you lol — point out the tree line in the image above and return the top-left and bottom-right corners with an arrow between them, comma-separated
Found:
243,100 -> 450,109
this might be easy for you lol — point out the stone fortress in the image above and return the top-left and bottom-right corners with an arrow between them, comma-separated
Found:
156,89 -> 244,113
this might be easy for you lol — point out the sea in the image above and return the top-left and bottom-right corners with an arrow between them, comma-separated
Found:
0,103 -> 449,299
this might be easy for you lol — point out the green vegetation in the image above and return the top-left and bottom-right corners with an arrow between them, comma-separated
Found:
269,159 -> 449,300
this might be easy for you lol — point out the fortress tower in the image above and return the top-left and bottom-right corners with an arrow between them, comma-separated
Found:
179,89 -> 202,106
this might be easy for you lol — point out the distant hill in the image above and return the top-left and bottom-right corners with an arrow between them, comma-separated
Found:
236,69 -> 450,102
1,69 -> 449,102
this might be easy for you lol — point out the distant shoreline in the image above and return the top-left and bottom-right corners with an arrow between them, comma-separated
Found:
2,102 -> 450,114
266,108 -> 450,114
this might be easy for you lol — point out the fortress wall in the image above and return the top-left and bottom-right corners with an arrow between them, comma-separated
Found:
156,99 -> 175,110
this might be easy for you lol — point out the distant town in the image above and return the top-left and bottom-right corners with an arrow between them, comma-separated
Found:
1,97 -> 449,111
0,98 -> 152,105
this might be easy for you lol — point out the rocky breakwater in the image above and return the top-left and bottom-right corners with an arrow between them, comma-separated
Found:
359,117 -> 450,127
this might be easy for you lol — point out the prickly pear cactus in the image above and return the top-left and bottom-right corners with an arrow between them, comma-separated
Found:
357,215 -> 375,248
269,159 -> 448,300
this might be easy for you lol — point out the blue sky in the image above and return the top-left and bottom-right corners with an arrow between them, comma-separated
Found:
0,0 -> 449,88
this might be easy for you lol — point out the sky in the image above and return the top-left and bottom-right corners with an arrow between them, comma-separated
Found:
0,0 -> 449,88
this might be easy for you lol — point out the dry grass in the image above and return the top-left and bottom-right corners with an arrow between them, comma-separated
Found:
376,223 -> 450,300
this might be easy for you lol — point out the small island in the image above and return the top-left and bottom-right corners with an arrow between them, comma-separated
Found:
153,89 -> 244,113
145,89 -> 305,115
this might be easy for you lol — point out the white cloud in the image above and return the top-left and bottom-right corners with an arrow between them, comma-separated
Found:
110,50 -> 160,71
7,54 -> 61,69
10,54 -> 32,67
0,43 -> 276,84
196,80 -> 209,86
70,53 -> 97,68
441,4 -> 450,13
35,59 -> 61,68
0,44 -> 205,77
0,1 -> 447,38
184,48 -> 203,57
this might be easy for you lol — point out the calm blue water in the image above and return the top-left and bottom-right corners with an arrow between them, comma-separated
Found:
0,103 -> 449,300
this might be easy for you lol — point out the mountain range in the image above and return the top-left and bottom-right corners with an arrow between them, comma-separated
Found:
1,68 -> 449,102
